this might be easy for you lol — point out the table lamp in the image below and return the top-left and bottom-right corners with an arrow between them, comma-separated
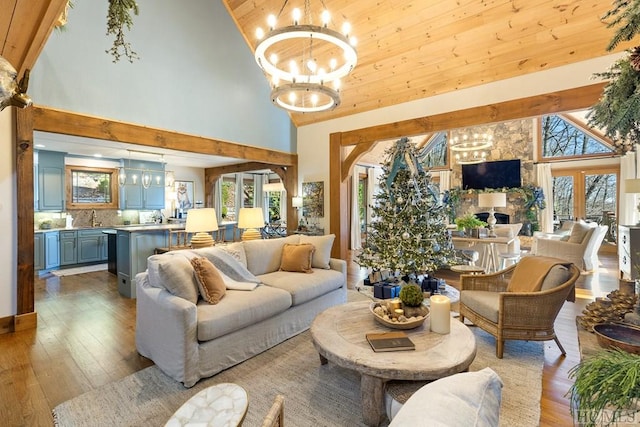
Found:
478,192 -> 506,237
185,208 -> 218,248
238,207 -> 264,241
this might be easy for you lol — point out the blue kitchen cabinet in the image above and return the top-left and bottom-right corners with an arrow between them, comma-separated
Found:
44,231 -> 60,270
116,227 -> 169,298
59,230 -> 77,265
119,161 -> 165,210
37,150 -> 66,211
34,233 -> 44,270
77,229 -> 108,264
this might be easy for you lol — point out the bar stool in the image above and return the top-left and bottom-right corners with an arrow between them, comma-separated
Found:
457,249 -> 480,266
498,252 -> 521,270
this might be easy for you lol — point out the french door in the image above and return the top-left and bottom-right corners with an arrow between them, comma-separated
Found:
551,166 -> 618,250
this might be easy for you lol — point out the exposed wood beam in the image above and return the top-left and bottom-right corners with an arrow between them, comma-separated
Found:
15,106 -> 35,319
1,0 -> 68,75
338,83 -> 608,147
32,106 -> 297,166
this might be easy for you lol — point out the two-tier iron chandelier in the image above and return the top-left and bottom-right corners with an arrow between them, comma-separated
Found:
254,0 -> 357,113
450,133 -> 494,164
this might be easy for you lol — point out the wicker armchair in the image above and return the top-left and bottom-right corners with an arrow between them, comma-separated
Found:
459,257 -> 580,358
261,394 -> 284,427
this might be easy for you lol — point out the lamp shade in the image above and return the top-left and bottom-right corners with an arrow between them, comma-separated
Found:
478,192 -> 506,208
263,182 -> 285,192
185,208 -> 219,233
238,207 -> 264,229
292,196 -> 303,208
626,179 -> 640,193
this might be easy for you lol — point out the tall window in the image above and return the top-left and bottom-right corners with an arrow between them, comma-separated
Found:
242,178 -> 254,208
541,115 -> 614,159
417,132 -> 448,169
266,190 -> 281,222
222,178 -> 236,221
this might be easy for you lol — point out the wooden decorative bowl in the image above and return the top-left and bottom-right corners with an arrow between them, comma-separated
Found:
593,323 -> 640,355
369,302 -> 429,330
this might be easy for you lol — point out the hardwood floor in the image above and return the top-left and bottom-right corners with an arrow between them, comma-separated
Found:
0,252 -> 621,426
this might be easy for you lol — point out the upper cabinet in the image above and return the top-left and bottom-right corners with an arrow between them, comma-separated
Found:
36,150 -> 66,211
119,161 -> 165,210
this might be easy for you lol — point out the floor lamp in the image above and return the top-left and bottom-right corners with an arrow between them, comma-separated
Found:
238,207 -> 264,241
185,208 -> 218,248
478,192 -> 506,237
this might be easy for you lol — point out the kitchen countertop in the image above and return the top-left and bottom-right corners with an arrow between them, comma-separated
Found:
112,224 -> 186,232
34,224 -> 185,233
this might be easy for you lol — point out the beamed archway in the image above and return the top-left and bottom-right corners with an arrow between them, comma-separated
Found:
328,82 -> 608,260
13,106 -> 298,331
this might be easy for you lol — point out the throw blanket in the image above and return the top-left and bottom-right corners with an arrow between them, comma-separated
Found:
507,256 -> 570,293
190,247 -> 260,285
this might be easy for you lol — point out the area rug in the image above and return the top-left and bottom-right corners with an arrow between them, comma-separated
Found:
53,299 -> 543,426
51,263 -> 107,276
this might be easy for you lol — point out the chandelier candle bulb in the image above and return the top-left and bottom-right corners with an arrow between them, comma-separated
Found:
430,295 -> 451,334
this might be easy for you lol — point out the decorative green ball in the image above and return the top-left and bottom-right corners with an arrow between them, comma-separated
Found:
399,284 -> 424,307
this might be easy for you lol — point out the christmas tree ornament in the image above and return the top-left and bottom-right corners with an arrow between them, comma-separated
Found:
402,232 -> 410,240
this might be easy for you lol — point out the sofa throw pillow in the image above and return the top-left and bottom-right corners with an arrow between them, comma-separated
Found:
299,234 -> 335,269
388,367 -> 503,426
190,257 -> 226,304
280,243 -> 315,273
567,221 -> 592,243
147,253 -> 199,304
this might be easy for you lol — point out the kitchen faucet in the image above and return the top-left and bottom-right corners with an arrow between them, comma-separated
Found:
91,210 -> 98,227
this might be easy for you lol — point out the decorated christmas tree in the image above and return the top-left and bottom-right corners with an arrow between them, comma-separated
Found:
358,137 -> 455,278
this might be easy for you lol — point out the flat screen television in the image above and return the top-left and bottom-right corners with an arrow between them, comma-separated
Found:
461,159 -> 521,190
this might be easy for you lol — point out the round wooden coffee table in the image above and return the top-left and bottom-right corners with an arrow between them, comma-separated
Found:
310,301 -> 477,426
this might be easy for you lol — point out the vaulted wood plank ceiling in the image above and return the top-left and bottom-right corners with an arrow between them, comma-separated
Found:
223,0 -> 633,126
0,1 -> 634,129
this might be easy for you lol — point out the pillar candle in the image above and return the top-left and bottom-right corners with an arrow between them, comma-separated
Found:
430,295 -> 451,334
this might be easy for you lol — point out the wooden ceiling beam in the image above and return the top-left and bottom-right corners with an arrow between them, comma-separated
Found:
337,82 -> 607,146
32,106 -> 297,166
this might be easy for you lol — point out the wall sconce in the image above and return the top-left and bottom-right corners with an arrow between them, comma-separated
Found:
292,196 -> 303,209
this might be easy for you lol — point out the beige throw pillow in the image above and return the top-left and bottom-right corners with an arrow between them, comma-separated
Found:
280,243 -> 315,273
299,234 -> 335,269
190,257 -> 226,304
567,222 -> 591,243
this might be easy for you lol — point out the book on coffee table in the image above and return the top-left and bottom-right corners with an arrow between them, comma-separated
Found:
366,331 -> 415,352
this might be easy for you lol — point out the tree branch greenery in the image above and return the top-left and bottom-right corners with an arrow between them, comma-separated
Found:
603,0 -> 640,51
567,349 -> 640,426
106,0 -> 139,63
587,56 -> 640,147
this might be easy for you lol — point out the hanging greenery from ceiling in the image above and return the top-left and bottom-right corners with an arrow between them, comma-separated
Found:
588,1 -> 640,152
106,0 -> 139,63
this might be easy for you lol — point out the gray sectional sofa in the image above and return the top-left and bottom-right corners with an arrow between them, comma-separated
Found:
135,234 -> 347,387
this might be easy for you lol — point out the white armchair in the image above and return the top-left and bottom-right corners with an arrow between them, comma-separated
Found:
532,222 -> 608,271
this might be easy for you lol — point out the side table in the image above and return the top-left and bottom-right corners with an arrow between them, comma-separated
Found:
165,383 -> 248,427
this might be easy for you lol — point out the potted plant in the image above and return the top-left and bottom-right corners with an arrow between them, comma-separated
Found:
567,349 -> 640,426
454,213 -> 487,237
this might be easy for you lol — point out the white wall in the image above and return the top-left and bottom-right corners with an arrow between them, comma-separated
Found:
0,108 -> 16,317
297,54 -> 625,233
30,0 -> 295,153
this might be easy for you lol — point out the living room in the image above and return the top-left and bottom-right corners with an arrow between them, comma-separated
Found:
2,1 -> 640,426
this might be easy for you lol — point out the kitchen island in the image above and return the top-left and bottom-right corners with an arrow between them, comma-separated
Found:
115,224 -> 185,298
